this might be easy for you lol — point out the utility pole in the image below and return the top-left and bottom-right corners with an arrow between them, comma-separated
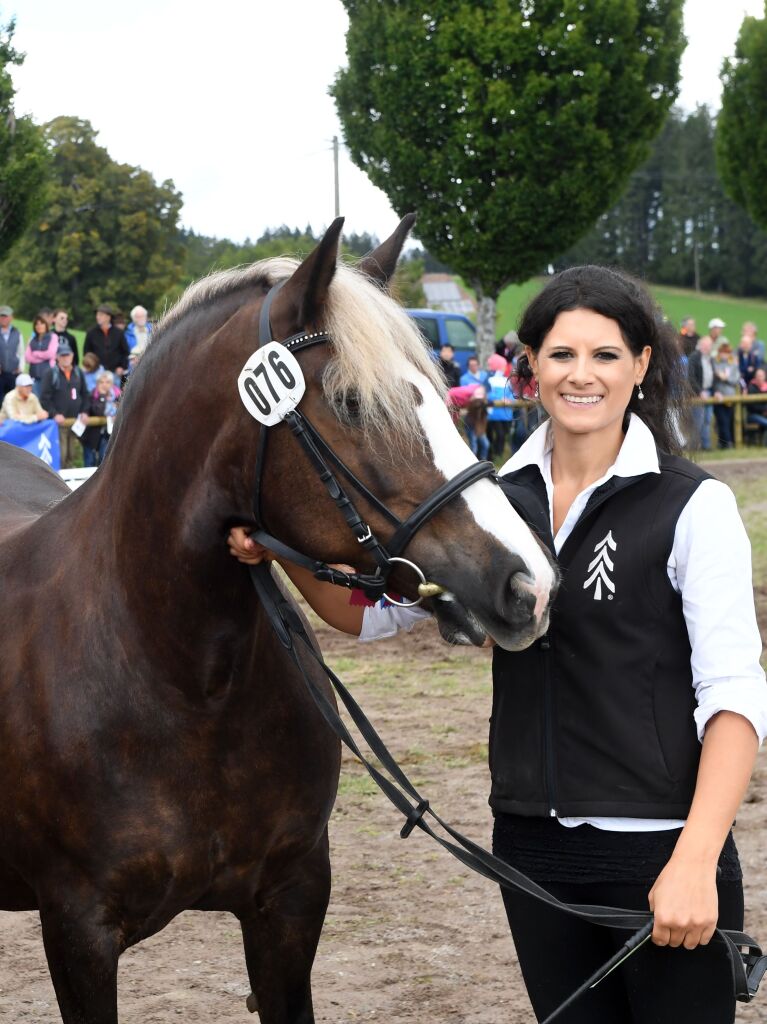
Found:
333,135 -> 340,219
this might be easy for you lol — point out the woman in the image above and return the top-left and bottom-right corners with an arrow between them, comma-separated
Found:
81,370 -> 120,467
24,314 -> 58,399
712,342 -> 739,448
229,266 -> 766,1023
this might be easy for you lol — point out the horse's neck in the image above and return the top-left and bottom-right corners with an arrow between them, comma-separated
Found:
68,455 -> 259,694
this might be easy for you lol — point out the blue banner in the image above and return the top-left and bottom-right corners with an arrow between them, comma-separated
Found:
0,419 -> 61,471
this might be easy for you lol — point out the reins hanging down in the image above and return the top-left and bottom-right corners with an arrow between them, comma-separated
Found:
249,562 -> 767,1020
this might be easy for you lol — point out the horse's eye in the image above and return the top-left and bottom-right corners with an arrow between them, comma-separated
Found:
334,390 -> 361,424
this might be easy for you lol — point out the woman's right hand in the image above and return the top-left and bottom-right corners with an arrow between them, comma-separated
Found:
227,527 -> 275,565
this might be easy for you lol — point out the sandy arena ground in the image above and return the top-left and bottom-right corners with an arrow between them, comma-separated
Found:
1,461 -> 765,1023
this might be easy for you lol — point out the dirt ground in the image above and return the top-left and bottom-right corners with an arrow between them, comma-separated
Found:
1,461 -> 766,1023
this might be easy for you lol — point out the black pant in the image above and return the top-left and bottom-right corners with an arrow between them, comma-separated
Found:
499,878 -> 744,1023
0,370 -> 16,402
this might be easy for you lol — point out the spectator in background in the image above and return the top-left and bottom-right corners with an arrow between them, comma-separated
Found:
52,308 -> 79,365
0,372 -> 48,423
463,385 -> 490,460
460,355 -> 487,388
746,367 -> 767,438
40,342 -> 88,469
84,305 -> 129,380
495,330 -> 520,364
486,353 -> 514,458
679,316 -> 699,357
688,335 -> 715,451
39,307 -> 55,331
738,331 -> 762,389
712,342 -> 739,449
125,305 -> 152,355
81,351 -> 103,393
82,370 -> 120,467
0,304 -> 24,403
438,344 -> 462,388
706,317 -> 727,349
25,314 -> 59,399
742,321 -> 765,362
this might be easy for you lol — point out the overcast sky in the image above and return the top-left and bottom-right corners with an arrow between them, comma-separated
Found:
8,0 -> 765,244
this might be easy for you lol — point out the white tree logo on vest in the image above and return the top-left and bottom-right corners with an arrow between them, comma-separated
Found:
583,530 -> 616,600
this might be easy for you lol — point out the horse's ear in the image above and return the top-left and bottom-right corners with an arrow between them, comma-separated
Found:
357,213 -> 416,289
270,216 -> 345,332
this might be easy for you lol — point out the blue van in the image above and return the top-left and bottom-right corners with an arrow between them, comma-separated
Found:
406,309 -> 478,372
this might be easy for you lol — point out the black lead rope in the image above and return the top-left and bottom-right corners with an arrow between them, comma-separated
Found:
249,562 -> 767,1019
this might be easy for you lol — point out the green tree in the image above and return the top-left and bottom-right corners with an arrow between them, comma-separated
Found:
560,106 -> 767,297
332,0 -> 685,358
717,7 -> 767,232
0,16 -> 49,252
0,116 -> 184,321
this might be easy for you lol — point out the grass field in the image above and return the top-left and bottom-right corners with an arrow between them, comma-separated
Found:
496,280 -> 767,339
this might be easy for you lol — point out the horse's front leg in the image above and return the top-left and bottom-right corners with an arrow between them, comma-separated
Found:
239,833 -> 332,1024
39,894 -> 120,1024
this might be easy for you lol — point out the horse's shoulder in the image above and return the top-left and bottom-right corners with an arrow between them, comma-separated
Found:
0,442 -> 69,540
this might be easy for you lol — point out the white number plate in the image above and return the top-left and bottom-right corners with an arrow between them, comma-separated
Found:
238,342 -> 305,426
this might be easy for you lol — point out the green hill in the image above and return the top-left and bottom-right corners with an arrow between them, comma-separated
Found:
496,281 -> 767,340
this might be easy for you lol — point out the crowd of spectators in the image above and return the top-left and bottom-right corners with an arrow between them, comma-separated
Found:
682,317 -> 767,449
0,302 -> 153,467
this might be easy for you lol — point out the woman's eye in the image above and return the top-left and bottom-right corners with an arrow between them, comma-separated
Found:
549,351 -> 571,360
595,352 -> 619,361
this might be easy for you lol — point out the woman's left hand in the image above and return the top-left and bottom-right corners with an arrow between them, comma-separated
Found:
648,857 -> 719,949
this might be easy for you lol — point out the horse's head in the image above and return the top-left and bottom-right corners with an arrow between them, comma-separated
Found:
228,216 -> 556,652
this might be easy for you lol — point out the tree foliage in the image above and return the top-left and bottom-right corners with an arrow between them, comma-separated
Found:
0,16 -> 49,252
717,8 -> 767,232
0,116 -> 184,321
558,106 -> 767,297
332,0 -> 685,350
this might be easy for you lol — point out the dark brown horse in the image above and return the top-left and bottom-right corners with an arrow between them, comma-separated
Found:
0,217 -> 555,1023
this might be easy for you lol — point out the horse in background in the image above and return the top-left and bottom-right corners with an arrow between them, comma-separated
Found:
0,216 -> 555,1023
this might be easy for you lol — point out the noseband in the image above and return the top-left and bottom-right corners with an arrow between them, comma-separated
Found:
247,282 -> 498,605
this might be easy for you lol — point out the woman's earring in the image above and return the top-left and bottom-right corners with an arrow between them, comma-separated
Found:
637,382 -> 645,401
534,379 -> 540,400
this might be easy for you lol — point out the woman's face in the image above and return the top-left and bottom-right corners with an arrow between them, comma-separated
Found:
526,309 -> 650,439
34,318 -> 46,335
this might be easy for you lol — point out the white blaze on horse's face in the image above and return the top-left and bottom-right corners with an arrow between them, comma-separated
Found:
406,368 -> 555,624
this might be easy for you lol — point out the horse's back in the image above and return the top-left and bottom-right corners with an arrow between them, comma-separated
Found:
0,441 -> 69,543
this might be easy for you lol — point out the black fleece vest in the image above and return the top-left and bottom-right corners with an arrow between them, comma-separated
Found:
491,454 -> 711,819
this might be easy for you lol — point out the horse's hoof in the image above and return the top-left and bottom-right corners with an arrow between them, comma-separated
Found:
246,992 -> 259,1014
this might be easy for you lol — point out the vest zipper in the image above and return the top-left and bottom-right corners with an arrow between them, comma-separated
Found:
540,633 -> 558,817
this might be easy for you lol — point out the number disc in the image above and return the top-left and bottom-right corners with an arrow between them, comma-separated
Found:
238,342 -> 306,425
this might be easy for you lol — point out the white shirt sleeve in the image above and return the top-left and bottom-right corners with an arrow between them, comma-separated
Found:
668,478 -> 767,745
358,603 -> 431,643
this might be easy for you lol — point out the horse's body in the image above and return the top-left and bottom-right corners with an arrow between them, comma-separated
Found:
0,219 -> 555,1023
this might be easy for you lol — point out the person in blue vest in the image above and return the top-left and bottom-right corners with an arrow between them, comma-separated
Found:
227,266 -> 766,1023
485,353 -> 514,458
0,305 -> 25,403
459,355 -> 487,389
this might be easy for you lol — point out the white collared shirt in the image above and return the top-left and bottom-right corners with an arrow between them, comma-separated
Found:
362,415 -> 767,831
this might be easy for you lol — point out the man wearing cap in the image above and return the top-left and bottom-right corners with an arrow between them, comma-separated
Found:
707,317 -> 728,350
40,343 -> 88,468
0,305 -> 25,403
83,305 -> 129,378
0,373 -> 48,424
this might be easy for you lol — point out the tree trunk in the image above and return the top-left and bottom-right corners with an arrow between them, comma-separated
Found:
474,288 -> 498,366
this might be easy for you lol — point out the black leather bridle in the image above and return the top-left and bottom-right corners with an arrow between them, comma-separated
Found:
249,281 -> 498,605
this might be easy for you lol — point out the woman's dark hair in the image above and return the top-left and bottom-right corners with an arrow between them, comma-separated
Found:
33,314 -> 47,332
516,265 -> 689,454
